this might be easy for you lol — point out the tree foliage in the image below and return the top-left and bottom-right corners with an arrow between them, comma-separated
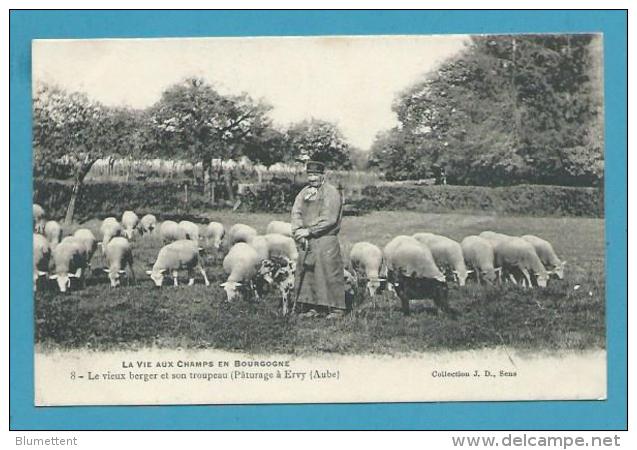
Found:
241,127 -> 290,168
33,83 -> 144,221
147,78 -> 273,164
285,119 -> 353,169
370,34 -> 604,186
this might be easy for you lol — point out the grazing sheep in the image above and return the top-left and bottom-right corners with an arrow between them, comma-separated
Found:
522,235 -> 566,279
382,235 -> 417,261
44,220 -> 63,248
102,217 -> 119,227
411,232 -> 436,245
72,228 -> 97,269
461,235 -> 499,285
159,220 -> 187,244
264,234 -> 298,262
350,241 -> 387,297
249,235 -> 271,262
121,211 -> 139,240
103,237 -> 135,287
179,220 -> 200,241
384,236 -> 453,316
479,231 -> 512,247
100,217 -> 124,251
494,237 -> 549,288
33,204 -> 46,233
61,235 -> 91,261
413,234 -> 471,286
228,223 -> 258,246
221,242 -> 260,302
33,233 -> 50,291
265,220 -> 293,237
49,238 -> 88,292
203,222 -> 225,250
146,239 -> 209,287
139,214 -> 158,236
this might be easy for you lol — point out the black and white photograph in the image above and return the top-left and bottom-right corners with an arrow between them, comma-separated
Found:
31,34 -> 606,405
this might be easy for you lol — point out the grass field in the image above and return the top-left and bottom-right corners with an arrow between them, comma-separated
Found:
35,210 -> 605,355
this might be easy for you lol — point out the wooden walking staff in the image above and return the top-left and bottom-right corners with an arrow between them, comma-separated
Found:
292,237 -> 310,315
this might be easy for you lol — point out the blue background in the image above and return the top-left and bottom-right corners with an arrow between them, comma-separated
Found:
10,10 -> 627,430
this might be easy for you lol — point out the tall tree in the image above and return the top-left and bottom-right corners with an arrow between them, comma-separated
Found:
148,78 -> 272,202
285,119 -> 353,170
33,83 -> 136,223
371,34 -> 604,186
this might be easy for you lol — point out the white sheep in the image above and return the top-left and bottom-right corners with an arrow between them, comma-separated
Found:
146,239 -> 209,287
44,220 -> 63,248
33,204 -> 46,233
221,242 -> 260,302
479,230 -> 512,247
460,235 -> 499,285
265,220 -> 293,237
202,221 -> 225,250
264,233 -> 298,262
522,235 -> 566,279
411,232 -> 436,244
248,235 -> 271,262
101,216 -> 119,229
382,235 -> 417,262
121,210 -> 139,240
100,217 -> 124,251
249,233 -> 298,264
72,228 -> 97,269
33,233 -> 50,291
49,238 -> 88,292
413,233 -> 472,286
103,237 -> 135,287
383,236 -> 452,315
349,241 -> 387,297
228,223 -> 258,246
139,214 -> 157,236
494,237 -> 549,288
179,220 -> 200,241
159,220 -> 187,244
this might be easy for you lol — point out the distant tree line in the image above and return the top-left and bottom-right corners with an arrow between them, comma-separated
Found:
369,34 -> 604,187
34,34 -> 604,222
33,78 -> 353,222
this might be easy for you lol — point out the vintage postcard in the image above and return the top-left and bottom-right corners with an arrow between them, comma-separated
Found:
31,34 -> 606,406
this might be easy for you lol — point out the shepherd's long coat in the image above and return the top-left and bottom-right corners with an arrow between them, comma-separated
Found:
291,182 -> 346,310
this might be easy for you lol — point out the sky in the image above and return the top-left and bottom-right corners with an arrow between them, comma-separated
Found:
33,35 -> 468,150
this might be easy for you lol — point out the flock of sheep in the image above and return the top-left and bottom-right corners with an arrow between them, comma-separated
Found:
362,231 -> 566,316
32,203 -> 566,316
32,204 -> 300,310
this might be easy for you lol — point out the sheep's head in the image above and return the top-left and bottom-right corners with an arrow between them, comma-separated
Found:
220,281 -> 242,302
536,273 -> 548,288
483,269 -> 498,284
366,277 -> 384,297
549,261 -> 566,280
146,269 -> 164,287
453,269 -> 473,287
105,269 -> 127,287
49,270 -> 78,293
